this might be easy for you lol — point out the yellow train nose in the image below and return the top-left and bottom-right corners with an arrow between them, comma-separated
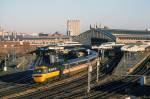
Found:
33,74 -> 46,83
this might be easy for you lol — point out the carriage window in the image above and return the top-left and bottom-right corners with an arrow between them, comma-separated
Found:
48,68 -> 57,72
63,64 -> 68,69
48,68 -> 51,72
43,69 -> 48,73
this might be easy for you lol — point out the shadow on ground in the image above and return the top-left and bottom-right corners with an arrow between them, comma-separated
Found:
0,70 -> 33,84
93,79 -> 150,97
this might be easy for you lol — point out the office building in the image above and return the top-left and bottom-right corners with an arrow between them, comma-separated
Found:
67,20 -> 80,36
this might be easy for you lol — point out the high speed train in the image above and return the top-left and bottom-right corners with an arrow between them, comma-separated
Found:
32,50 -> 98,83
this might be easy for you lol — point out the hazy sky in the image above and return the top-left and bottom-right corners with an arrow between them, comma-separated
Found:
0,0 -> 150,34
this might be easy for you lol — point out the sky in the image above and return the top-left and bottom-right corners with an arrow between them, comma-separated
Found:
0,0 -> 150,34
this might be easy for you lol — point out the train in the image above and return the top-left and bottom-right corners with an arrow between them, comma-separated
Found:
32,50 -> 98,83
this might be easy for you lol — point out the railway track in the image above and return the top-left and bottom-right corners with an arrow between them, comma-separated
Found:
59,63 -> 148,99
0,56 -> 44,98
0,53 -> 121,99
0,70 -> 33,88
0,70 -> 34,98
44,54 -> 149,99
0,74 -> 33,92
91,71 -> 149,98
1,60 -> 97,99
52,56 -> 122,99
16,55 -> 121,99
89,57 -> 150,99
0,50 -> 97,98
16,71 -> 90,99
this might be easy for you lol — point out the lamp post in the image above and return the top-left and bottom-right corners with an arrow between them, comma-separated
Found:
3,56 -> 7,71
87,59 -> 92,95
123,51 -> 126,75
87,49 -> 92,96
11,44 -> 16,62
96,48 -> 101,83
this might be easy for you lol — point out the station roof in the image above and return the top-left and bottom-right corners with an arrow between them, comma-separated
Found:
92,42 -> 125,50
121,44 -> 150,52
105,28 -> 150,34
43,42 -> 83,50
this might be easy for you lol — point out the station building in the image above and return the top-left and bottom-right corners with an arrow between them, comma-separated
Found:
73,27 -> 150,45
110,29 -> 150,44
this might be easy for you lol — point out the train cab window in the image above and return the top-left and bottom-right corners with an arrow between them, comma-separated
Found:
34,69 -> 42,74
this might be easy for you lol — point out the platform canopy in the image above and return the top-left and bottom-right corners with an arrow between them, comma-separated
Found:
92,42 -> 124,50
121,44 -> 150,52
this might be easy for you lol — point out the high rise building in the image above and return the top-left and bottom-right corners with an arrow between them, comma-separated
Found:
67,20 -> 80,36
0,26 -> 3,36
0,26 -> 5,37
